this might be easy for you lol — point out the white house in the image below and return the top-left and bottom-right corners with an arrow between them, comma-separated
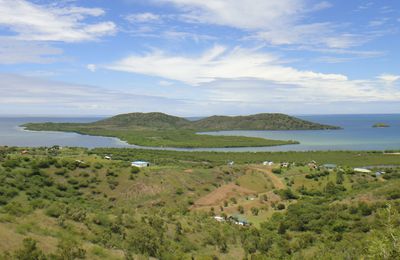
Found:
213,216 -> 225,222
281,162 -> 290,168
131,161 -> 150,168
263,161 -> 274,166
104,155 -> 112,160
354,168 -> 372,173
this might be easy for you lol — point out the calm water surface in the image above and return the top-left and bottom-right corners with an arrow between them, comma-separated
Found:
0,114 -> 399,152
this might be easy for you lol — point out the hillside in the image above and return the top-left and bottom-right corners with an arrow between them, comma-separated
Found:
94,112 -> 191,129
87,112 -> 339,130
1,147 -> 400,259
23,112 -> 339,148
190,113 -> 340,131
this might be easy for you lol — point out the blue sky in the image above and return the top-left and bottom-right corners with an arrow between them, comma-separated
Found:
0,0 -> 399,116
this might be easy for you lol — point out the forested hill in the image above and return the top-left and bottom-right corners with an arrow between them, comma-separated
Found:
22,112 -> 339,148
190,113 -> 340,131
88,112 -> 340,131
94,112 -> 191,129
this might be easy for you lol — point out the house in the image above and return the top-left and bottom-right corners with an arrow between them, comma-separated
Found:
354,168 -> 372,173
104,155 -> 112,160
263,161 -> 274,166
213,216 -> 225,222
308,162 -> 317,169
308,160 -> 318,169
131,161 -> 150,168
229,215 -> 250,226
323,164 -> 337,170
281,162 -> 290,168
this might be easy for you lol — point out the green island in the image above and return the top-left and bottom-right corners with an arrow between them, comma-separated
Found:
373,123 -> 390,128
22,112 -> 339,148
1,146 -> 400,259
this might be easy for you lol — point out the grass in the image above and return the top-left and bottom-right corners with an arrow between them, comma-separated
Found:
91,147 -> 400,167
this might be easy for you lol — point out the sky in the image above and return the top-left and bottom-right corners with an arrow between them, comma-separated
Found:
0,0 -> 399,116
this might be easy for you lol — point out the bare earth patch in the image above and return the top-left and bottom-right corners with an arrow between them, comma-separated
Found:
193,183 -> 256,207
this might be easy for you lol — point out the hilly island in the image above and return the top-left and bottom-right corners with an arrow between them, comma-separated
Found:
23,113 -> 340,148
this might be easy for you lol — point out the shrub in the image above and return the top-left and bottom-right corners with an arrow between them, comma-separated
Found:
277,204 -> 285,210
45,203 -> 64,218
131,166 -> 140,174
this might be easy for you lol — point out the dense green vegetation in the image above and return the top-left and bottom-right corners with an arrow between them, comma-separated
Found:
23,112 -> 339,148
1,146 -> 400,259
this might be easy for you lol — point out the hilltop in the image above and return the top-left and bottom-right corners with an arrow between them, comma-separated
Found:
23,112 -> 339,148
190,113 -> 339,131
94,112 -> 191,129
80,112 -> 339,131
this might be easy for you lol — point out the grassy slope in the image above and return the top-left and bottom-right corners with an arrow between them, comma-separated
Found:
91,147 -> 400,167
22,112 -> 339,148
1,147 -> 400,259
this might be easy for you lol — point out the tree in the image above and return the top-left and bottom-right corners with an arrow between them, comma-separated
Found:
251,207 -> 259,216
336,171 -> 344,184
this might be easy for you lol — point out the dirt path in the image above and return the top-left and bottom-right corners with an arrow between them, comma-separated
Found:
193,183 -> 256,207
249,166 -> 286,190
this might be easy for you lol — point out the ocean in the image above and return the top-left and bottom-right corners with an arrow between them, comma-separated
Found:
0,114 -> 399,152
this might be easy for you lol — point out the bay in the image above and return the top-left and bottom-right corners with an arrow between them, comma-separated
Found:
0,114 -> 399,152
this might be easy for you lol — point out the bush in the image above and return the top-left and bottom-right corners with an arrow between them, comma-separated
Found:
251,207 -> 259,216
277,204 -> 285,210
272,168 -> 282,174
131,166 -> 140,174
45,203 -> 64,218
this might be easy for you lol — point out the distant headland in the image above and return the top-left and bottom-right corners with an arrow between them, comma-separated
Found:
22,112 -> 340,148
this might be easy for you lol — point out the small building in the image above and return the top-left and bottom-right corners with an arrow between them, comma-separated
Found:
229,215 -> 250,226
104,155 -> 112,160
281,162 -> 290,168
354,168 -> 372,173
131,161 -> 150,168
323,164 -> 337,170
308,162 -> 318,169
213,216 -> 225,222
263,161 -> 274,166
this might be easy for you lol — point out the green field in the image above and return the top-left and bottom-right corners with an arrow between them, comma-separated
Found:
1,146 -> 400,259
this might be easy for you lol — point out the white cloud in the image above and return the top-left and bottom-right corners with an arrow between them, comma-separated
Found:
377,74 -> 400,84
0,73 -> 191,115
107,45 -> 347,86
106,46 -> 400,104
0,0 -> 116,42
159,80 -> 174,86
125,12 -> 161,23
0,37 -> 63,64
157,0 -> 369,48
160,0 -> 304,30
87,64 -> 97,72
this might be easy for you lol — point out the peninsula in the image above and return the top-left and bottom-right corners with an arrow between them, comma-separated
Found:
23,112 -> 340,148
